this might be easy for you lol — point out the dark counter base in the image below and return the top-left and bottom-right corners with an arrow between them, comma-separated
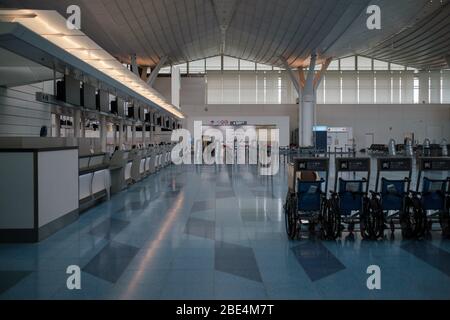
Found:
0,209 -> 79,243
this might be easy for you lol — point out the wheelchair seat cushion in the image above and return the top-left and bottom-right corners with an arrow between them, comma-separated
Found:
381,178 -> 406,210
421,178 -> 447,210
339,179 -> 364,215
297,180 -> 322,212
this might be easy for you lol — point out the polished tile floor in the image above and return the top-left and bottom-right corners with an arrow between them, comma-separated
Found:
1,159 -> 450,300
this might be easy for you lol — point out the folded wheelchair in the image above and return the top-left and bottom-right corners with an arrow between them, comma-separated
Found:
284,157 -> 329,240
321,157 -> 377,240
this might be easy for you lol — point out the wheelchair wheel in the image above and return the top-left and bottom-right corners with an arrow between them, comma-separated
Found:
401,197 -> 426,239
321,197 -> 341,240
284,192 -> 299,240
361,197 -> 384,240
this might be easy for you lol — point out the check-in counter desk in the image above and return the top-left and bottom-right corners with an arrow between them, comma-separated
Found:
123,151 -> 132,183
79,153 -> 110,211
129,149 -> 142,183
109,150 -> 128,194
0,147 -> 79,243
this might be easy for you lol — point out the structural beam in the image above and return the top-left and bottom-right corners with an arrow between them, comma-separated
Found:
147,56 -> 168,87
314,57 -> 332,88
130,53 -> 139,77
301,53 -> 317,147
280,57 -> 300,94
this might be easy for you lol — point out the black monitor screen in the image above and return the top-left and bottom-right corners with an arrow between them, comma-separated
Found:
97,90 -> 109,113
65,75 -> 81,106
82,83 -> 96,110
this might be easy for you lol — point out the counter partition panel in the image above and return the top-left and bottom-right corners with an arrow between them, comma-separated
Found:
0,147 -> 79,243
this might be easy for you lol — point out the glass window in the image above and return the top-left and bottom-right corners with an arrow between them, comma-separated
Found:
239,59 -> 256,71
159,66 -> 171,74
188,59 -> 205,74
390,63 -> 405,70
373,59 -> 389,70
327,60 -> 339,70
223,56 -> 239,70
357,56 -> 372,70
177,63 -> 188,74
340,56 -> 356,70
256,63 -> 272,70
206,56 -> 222,70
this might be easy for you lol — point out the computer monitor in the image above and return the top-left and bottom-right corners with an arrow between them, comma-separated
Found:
96,90 -> 109,113
81,83 -> 97,110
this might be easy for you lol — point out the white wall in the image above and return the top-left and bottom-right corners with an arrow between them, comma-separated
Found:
0,82 -> 53,136
184,114 -> 290,147
317,104 -> 450,146
167,76 -> 450,148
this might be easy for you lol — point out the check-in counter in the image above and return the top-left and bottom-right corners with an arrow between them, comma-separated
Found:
123,151 -> 132,183
79,153 -> 110,211
139,150 -> 146,176
129,149 -> 142,183
156,146 -> 163,170
109,150 -> 128,194
0,146 -> 79,243
143,149 -> 151,175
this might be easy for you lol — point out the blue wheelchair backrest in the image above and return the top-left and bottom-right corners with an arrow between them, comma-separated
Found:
297,179 -> 323,212
421,178 -> 447,210
338,178 -> 365,215
380,178 -> 406,211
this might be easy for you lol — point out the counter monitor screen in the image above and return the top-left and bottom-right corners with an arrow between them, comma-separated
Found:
82,84 -> 96,110
64,75 -> 81,106
97,90 -> 109,113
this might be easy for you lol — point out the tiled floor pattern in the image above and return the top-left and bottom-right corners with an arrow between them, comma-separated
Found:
1,160 -> 450,299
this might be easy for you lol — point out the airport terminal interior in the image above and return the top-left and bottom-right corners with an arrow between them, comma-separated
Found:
0,0 -> 450,300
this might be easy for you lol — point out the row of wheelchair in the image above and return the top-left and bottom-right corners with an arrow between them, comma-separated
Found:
284,156 -> 450,240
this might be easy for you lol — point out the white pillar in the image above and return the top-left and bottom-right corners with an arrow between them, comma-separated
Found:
73,110 -> 81,138
80,113 -> 86,138
100,116 -> 107,152
113,123 -> 117,146
142,124 -> 147,147
172,66 -> 181,109
55,114 -> 61,137
418,71 -> 430,104
301,53 -> 317,147
132,123 -> 136,146
119,120 -> 124,150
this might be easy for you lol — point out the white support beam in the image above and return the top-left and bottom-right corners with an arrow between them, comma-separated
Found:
280,57 -> 300,94
314,57 -> 332,88
100,116 -> 107,152
147,56 -> 168,86
301,53 -> 317,147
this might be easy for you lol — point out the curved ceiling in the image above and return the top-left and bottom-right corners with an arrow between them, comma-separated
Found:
0,0 -> 448,69
360,2 -> 450,70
